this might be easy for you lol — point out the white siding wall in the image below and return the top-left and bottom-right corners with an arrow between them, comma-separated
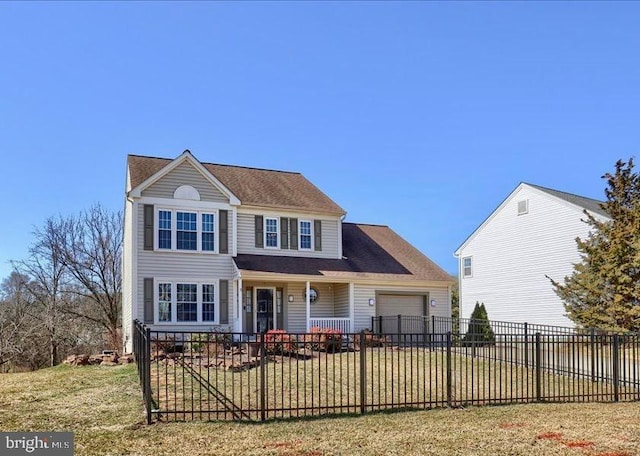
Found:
353,284 -> 450,331
457,185 -> 604,327
236,212 -> 340,259
142,161 -> 229,202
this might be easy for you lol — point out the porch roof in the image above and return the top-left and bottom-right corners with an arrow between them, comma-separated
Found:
234,223 -> 454,283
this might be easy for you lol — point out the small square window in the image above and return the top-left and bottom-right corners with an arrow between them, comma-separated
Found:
517,199 -> 529,215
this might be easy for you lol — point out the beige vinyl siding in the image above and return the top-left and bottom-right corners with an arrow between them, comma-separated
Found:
353,284 -> 450,332
457,185 -> 607,327
333,283 -> 350,318
122,198 -> 134,352
236,212 -> 340,258
134,204 -> 236,324
285,282 -> 307,332
142,161 -> 229,203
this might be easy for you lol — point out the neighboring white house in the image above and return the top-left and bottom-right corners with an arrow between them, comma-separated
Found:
122,150 -> 454,352
453,182 -> 610,328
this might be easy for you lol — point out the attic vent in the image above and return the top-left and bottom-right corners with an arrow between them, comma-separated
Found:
517,199 -> 529,215
173,185 -> 201,201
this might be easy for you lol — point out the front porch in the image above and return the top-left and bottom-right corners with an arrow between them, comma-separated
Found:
236,279 -> 353,334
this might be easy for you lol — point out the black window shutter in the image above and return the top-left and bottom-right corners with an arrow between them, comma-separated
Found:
280,217 -> 289,250
255,215 -> 264,248
143,205 -> 154,250
219,210 -> 228,254
219,280 -> 229,324
314,220 -> 322,251
289,218 -> 298,250
143,278 -> 154,324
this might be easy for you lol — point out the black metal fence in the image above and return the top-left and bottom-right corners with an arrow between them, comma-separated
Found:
133,320 -> 640,424
372,315 -> 587,338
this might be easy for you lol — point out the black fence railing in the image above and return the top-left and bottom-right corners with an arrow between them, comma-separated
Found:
372,315 -> 588,338
132,320 -> 640,424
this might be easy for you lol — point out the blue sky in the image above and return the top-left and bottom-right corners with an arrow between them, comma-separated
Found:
1,2 -> 639,280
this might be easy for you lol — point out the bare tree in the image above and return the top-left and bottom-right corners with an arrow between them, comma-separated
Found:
12,219 -> 72,367
0,272 -> 36,370
55,204 -> 123,350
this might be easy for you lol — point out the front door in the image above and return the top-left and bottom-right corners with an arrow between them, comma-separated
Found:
255,288 -> 275,333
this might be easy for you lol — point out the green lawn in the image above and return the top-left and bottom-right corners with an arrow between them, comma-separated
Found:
0,364 -> 639,455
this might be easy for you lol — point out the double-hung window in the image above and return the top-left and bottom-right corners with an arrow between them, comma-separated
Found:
202,284 -> 216,322
176,212 -> 197,250
157,209 -> 216,253
156,281 -> 217,323
176,283 -> 197,321
299,220 -> 312,250
158,211 -> 172,249
463,257 -> 473,278
265,217 -> 279,248
201,214 -> 215,252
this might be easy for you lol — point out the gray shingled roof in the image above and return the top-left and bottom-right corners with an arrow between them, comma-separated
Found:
526,183 -> 609,218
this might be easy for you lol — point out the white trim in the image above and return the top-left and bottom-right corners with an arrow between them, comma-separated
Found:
129,151 -> 241,205
232,207 -> 238,257
138,196 -> 232,210
155,206 -> 219,254
132,200 -> 139,322
337,219 -> 344,259
305,281 -> 311,331
298,219 -> 313,251
264,216 -> 280,249
236,278 -> 243,332
153,278 -> 220,325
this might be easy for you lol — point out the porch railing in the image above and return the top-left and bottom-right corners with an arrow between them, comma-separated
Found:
308,317 -> 351,333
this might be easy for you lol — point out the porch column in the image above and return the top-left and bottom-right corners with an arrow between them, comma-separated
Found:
349,282 -> 355,333
306,281 -> 311,331
237,278 -> 243,333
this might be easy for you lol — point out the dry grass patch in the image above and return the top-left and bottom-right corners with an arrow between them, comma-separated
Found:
1,365 -> 639,455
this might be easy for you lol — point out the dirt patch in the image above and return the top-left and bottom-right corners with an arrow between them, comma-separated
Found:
536,432 -> 564,441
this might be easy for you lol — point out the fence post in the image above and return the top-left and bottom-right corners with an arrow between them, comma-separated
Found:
535,332 -> 541,402
524,322 -> 529,367
145,327 -> 152,425
446,331 -> 452,407
360,330 -> 366,414
590,328 -> 596,383
397,314 -> 402,336
378,316 -> 382,335
613,334 -> 620,402
260,331 -> 266,421
371,316 -> 374,332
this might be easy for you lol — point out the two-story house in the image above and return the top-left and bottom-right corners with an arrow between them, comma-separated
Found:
122,150 -> 454,352
453,182 -> 610,328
